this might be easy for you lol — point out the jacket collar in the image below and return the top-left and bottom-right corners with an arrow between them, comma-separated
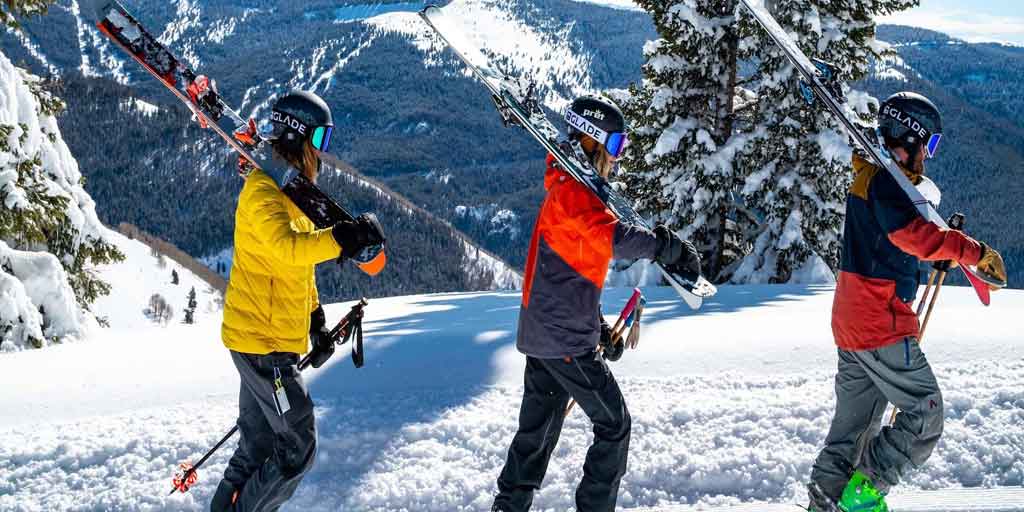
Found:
852,152 -> 923,185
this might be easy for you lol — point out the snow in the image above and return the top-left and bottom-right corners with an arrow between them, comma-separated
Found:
461,240 -> 524,291
73,0 -> 131,85
370,0 -> 597,110
2,283 -> 1022,510
0,50 -> 116,349
565,0 -> 643,11
119,97 -> 159,116
4,25 -> 60,77
425,168 -> 454,184
455,203 -> 522,239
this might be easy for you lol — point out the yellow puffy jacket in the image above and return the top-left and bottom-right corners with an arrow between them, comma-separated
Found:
222,170 -> 341,355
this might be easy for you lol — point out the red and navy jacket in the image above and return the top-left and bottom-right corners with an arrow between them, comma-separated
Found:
831,154 -> 983,351
517,155 -> 659,359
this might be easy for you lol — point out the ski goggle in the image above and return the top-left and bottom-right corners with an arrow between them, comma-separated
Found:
311,125 -> 333,152
605,131 -> 629,159
924,133 -> 941,159
565,108 -> 628,159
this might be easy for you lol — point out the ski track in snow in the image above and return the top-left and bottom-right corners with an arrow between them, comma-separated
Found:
2,281 -> 1023,511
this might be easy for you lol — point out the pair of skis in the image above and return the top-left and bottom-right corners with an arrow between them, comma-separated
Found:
419,5 -> 718,310
737,0 -> 1005,304
91,0 -> 386,276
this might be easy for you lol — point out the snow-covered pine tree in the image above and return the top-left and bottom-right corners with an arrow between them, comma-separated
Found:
620,0 -> 757,281
0,49 -> 123,350
731,0 -> 917,283
1,0 -> 52,28
625,0 -> 914,284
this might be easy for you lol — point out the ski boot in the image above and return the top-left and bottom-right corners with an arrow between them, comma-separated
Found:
806,481 -> 840,512
838,470 -> 888,512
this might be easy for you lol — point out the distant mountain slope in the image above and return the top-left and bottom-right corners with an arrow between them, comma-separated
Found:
43,72 -> 521,302
865,25 -> 1024,288
2,5 -> 1019,289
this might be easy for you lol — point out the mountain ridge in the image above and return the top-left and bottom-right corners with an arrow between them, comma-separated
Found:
2,2 -> 1019,291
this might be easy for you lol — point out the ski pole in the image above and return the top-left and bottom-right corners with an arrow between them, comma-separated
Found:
888,213 -> 964,426
565,291 -> 643,418
169,299 -> 368,496
916,269 -> 938,317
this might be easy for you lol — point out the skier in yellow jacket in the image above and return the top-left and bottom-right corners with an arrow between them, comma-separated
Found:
211,90 -> 385,512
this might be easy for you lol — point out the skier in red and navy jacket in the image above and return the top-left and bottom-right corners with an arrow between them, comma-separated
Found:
807,92 -> 1008,512
491,96 -> 701,512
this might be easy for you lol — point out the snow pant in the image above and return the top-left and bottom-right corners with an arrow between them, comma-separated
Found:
493,352 -> 630,512
215,351 -> 317,512
810,338 -> 943,501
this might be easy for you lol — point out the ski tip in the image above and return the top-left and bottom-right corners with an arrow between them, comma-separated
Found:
962,266 -> 995,306
419,4 -> 442,18
681,291 -> 703,311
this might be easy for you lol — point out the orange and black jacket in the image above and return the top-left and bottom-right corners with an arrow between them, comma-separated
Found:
517,155 -> 659,359
831,154 -> 983,351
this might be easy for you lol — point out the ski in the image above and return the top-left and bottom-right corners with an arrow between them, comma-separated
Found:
91,0 -> 385,276
738,0 -> 1002,304
419,4 -> 716,309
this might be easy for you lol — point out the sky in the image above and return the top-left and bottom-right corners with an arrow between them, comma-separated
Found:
570,0 -> 1024,46
876,0 -> 1024,45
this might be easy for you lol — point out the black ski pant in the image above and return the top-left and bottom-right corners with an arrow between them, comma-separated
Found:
493,352 -> 630,512
215,351 -> 317,512
811,339 -> 943,500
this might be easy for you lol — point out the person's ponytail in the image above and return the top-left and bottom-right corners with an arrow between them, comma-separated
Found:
272,138 -> 321,181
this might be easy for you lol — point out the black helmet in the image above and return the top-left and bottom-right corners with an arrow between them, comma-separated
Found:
269,90 -> 334,152
564,95 -> 628,158
878,92 -> 942,159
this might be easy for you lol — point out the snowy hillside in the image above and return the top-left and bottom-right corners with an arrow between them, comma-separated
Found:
1,284 -> 1021,510
89,228 -> 221,330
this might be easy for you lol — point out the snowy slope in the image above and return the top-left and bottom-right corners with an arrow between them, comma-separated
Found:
566,0 -> 642,10
367,0 -> 599,110
0,227 -> 223,426
1,284 -> 1022,511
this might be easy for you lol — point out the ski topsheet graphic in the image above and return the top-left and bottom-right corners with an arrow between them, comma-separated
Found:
419,4 -> 716,309
91,0 -> 385,276
738,0 -> 1003,304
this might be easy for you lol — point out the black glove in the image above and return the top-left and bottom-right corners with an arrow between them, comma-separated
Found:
210,480 -> 236,512
332,213 -> 386,261
308,306 -> 334,369
654,225 -> 702,277
599,318 -> 623,362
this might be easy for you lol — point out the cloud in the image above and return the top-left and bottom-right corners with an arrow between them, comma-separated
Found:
876,8 -> 1024,46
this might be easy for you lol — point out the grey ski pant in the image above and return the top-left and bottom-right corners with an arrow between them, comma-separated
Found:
217,351 -> 317,512
811,338 -> 943,500
493,353 -> 630,512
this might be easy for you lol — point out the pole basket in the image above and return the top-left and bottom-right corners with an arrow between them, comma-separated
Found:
171,462 -> 199,494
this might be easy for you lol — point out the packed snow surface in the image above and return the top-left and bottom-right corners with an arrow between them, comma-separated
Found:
1,284 -> 1022,510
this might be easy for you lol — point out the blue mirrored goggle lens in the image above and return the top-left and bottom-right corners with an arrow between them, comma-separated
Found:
311,126 -> 333,152
605,132 -> 628,158
925,133 -> 941,159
